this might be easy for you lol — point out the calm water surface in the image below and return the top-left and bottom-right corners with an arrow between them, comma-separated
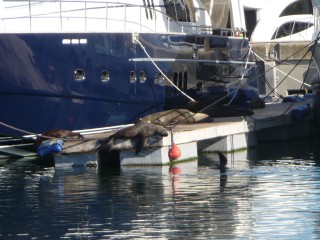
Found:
1,136 -> 320,239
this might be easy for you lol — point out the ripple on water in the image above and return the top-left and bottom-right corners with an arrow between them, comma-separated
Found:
0,146 -> 320,239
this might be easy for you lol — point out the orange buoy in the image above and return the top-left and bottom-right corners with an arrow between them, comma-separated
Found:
169,166 -> 182,174
169,143 -> 181,160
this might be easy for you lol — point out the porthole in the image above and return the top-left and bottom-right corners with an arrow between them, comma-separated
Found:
129,71 -> 137,83
101,70 -> 110,83
74,69 -> 85,81
139,71 -> 147,83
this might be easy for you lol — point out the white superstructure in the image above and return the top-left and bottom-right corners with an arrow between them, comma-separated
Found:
247,0 -> 313,42
0,0 -> 212,34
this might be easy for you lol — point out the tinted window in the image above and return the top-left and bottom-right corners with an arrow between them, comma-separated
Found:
292,21 -> 313,34
271,21 -> 313,39
164,0 -> 191,22
280,0 -> 312,16
272,22 -> 294,39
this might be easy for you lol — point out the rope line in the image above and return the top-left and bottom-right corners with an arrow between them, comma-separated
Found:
252,50 -> 283,99
263,48 -> 310,100
253,51 -> 311,88
248,32 -> 320,123
0,121 -> 35,136
134,38 -> 196,102
226,45 -> 253,106
248,40 -> 314,102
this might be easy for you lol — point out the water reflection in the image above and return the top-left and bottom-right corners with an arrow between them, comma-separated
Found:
0,137 -> 320,239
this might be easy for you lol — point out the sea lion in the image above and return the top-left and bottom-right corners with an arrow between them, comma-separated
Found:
95,121 -> 168,155
203,105 -> 254,118
139,109 -> 213,126
35,129 -> 83,147
212,150 -> 228,173
250,98 -> 265,109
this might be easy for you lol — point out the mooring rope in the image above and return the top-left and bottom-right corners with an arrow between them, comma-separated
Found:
260,45 -> 311,100
195,45 -> 257,111
226,45 -> 253,106
253,51 -> 311,88
249,39 -> 315,102
134,38 -> 196,102
0,120 -> 35,136
248,33 -> 319,123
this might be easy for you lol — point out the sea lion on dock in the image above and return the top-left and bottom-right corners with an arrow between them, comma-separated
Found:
139,109 -> 213,126
187,100 -> 254,118
95,121 -> 168,155
35,129 -> 83,147
202,105 -> 254,118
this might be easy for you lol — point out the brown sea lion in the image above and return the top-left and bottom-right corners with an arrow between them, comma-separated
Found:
200,105 -> 254,118
35,129 -> 83,147
138,109 -> 213,126
250,98 -> 265,109
95,121 -> 168,155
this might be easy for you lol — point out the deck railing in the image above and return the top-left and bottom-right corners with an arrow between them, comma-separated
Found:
0,0 -> 210,34
314,6 -> 320,39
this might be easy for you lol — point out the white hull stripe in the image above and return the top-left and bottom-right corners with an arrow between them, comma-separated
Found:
129,58 -> 256,65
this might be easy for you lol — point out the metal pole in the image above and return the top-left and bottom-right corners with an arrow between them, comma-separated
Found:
28,0 -> 31,31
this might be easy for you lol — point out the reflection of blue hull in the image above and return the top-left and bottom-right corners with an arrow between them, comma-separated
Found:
0,32 -> 253,136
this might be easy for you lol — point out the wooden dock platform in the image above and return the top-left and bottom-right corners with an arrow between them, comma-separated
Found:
55,99 -> 315,168
0,137 -> 37,159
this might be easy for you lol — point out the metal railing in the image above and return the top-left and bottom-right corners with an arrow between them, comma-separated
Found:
1,0 -> 208,33
314,6 -> 320,37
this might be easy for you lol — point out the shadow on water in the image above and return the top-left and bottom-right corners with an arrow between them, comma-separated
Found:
248,134 -> 320,167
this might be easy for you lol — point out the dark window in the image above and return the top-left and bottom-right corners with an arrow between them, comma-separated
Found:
276,22 -> 294,39
244,9 -> 257,39
292,21 -> 313,34
280,0 -> 312,17
271,21 -> 313,39
164,0 -> 191,22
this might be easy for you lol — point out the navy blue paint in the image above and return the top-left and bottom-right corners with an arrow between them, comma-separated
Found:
0,32 -> 253,136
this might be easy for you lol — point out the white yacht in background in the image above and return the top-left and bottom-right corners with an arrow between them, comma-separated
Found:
247,0 -> 313,42
244,0 -> 315,99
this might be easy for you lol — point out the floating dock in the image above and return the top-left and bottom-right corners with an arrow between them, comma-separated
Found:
55,99 -> 315,168
0,137 -> 37,159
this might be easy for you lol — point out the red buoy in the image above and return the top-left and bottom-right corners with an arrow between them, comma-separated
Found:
169,143 -> 181,160
169,166 -> 182,174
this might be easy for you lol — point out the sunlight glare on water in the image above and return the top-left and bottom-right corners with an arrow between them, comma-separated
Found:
0,137 -> 320,239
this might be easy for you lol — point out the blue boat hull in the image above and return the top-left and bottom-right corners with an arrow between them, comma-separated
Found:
0,32 -> 253,136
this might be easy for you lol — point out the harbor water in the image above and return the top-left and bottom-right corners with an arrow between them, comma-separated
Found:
1,136 -> 320,239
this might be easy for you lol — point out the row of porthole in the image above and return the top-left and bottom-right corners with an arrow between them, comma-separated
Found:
73,69 -> 188,89
74,69 -> 147,83
129,71 -> 147,83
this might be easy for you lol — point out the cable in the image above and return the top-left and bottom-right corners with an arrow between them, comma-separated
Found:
260,43 -> 312,100
253,51 -> 311,88
249,32 -> 320,123
0,121 -> 35,135
252,50 -> 283,99
226,45 -> 253,106
134,38 -> 196,102
248,40 -> 315,102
